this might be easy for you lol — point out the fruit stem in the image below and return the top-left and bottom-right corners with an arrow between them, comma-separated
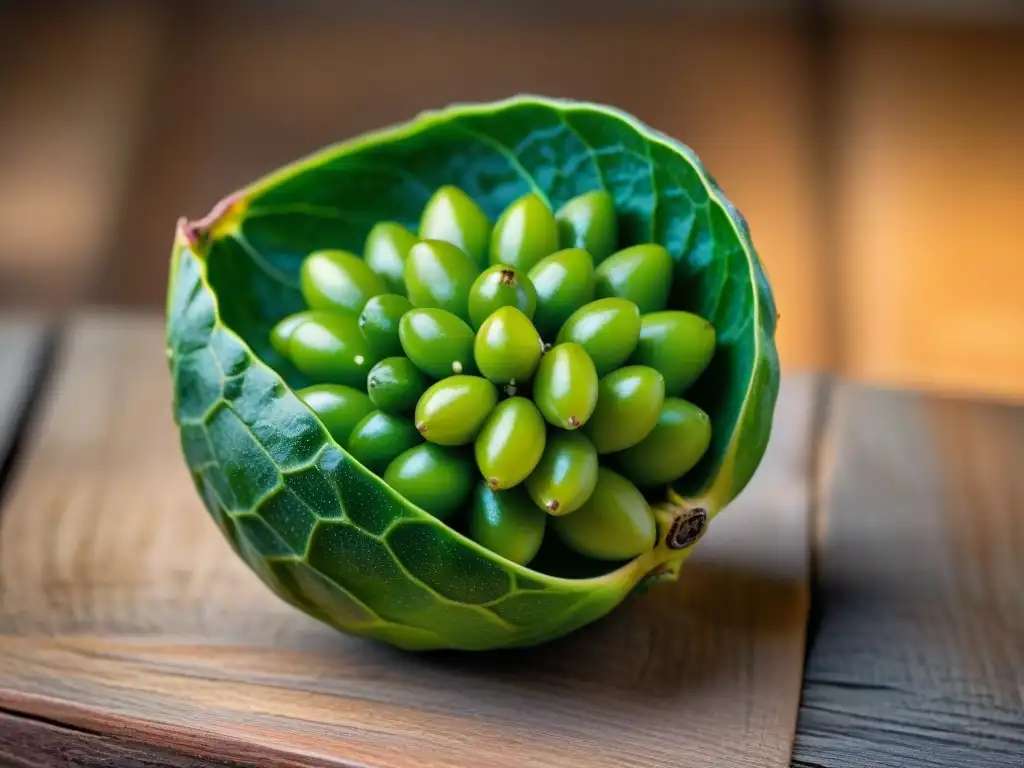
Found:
639,488 -> 715,587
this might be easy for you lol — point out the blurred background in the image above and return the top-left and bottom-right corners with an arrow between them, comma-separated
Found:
0,0 -> 1021,399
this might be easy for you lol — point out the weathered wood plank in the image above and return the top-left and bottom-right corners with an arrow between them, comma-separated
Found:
0,313 -> 816,767
0,710 -> 240,768
793,384 -> 1024,766
0,319 -> 48,483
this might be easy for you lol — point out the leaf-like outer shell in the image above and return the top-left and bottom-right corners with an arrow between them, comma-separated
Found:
165,95 -> 780,651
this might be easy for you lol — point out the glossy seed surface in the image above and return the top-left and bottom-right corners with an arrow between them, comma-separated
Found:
474,397 -> 546,490
269,310 -> 330,357
583,365 -> 665,454
489,193 -> 558,272
594,244 -> 674,314
528,248 -> 595,340
551,467 -> 656,561
296,384 -> 375,448
474,306 -> 543,385
555,190 -> 618,264
358,293 -> 413,358
467,264 -> 537,330
629,310 -> 716,396
300,249 -> 386,315
363,221 -> 417,295
613,398 -> 712,487
555,297 -> 641,376
469,484 -> 547,566
367,356 -> 431,414
347,410 -> 423,475
289,312 -> 378,388
398,308 -> 476,379
383,443 -> 475,522
404,240 -> 479,322
524,431 -> 599,517
414,375 -> 498,446
418,185 -> 491,269
532,342 -> 598,430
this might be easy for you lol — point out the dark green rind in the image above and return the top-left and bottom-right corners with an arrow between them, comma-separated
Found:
166,95 -> 779,651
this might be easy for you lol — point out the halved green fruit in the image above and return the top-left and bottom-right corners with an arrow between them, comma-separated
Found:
166,95 -> 780,652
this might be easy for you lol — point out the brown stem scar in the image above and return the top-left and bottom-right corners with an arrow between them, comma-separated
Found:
416,422 -> 427,434
487,478 -> 500,490
667,507 -> 708,548
499,268 -> 517,285
567,415 -> 580,428
666,508 -> 708,550
546,500 -> 560,513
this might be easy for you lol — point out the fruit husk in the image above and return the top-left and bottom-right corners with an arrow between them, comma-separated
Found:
165,95 -> 780,651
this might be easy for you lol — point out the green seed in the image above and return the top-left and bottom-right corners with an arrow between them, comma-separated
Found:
347,411 -> 422,475
398,308 -> 476,379
467,264 -> 537,330
474,397 -> 546,490
583,365 -> 665,454
367,357 -> 431,414
469,484 -> 547,566
404,239 -> 479,322
269,310 -> 330,357
414,375 -> 498,446
594,244 -> 673,314
613,398 -> 712,487
383,443 -> 475,522
532,342 -> 598,430
296,384 -> 375,448
629,311 -> 716,396
489,192 -> 558,272
418,185 -> 491,270
363,221 -> 417,295
358,293 -> 413,358
525,431 -> 598,516
551,467 -> 655,561
289,312 -> 378,388
555,190 -> 618,264
555,297 -> 641,376
528,248 -> 595,340
474,306 -> 543,386
300,249 -> 386,315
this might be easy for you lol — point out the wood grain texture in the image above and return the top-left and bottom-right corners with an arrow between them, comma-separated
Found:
0,2 -> 166,310
833,20 -> 1024,399
792,384 -> 1024,766
0,318 -> 48,479
0,314 -> 816,767
0,710 -> 238,768
95,4 -> 824,369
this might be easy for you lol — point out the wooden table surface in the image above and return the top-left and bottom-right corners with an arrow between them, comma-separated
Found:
0,314 -> 1020,767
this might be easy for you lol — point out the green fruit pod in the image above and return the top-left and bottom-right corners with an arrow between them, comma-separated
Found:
166,96 -> 780,652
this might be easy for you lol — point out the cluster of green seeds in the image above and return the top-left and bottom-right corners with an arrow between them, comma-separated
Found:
269,185 -> 715,570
